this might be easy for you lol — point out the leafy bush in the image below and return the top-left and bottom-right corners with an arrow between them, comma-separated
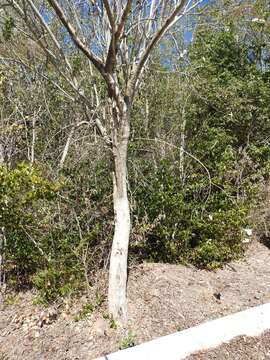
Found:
130,155 -> 250,269
32,267 -> 78,303
0,162 -> 60,282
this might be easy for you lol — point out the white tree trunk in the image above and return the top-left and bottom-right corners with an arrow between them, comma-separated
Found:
0,143 -> 4,165
179,96 -> 188,181
59,126 -> 75,169
0,146 -> 5,288
108,132 -> 131,325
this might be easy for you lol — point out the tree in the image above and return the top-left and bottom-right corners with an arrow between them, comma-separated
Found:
3,0 -> 202,324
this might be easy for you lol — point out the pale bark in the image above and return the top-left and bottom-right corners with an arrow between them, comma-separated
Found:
109,133 -> 130,324
30,117 -> 36,164
0,150 -> 5,289
59,126 -> 75,169
0,227 -> 6,289
179,96 -> 189,180
108,101 -> 130,322
0,143 -> 4,165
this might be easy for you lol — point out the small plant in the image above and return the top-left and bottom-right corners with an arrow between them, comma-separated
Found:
4,293 -> 20,306
119,331 -> 136,350
95,292 -> 105,308
74,293 -> 106,322
32,267 -> 76,304
74,303 -> 94,321
103,313 -> 117,329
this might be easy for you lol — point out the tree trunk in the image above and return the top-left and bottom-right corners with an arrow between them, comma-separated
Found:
0,145 -> 6,289
0,143 -> 4,165
108,125 -> 131,324
179,95 -> 188,182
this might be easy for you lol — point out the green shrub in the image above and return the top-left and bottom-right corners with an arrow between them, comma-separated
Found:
1,160 -> 112,300
119,331 -> 137,350
32,267 -> 76,303
131,154 -> 251,268
0,162 -> 60,282
74,303 -> 94,321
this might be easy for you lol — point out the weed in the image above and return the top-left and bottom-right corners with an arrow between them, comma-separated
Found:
119,331 -> 136,350
74,303 -> 94,321
103,313 -> 117,329
4,293 -> 20,306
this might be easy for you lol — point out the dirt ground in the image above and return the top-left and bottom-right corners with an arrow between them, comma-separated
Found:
0,240 -> 270,360
188,331 -> 270,359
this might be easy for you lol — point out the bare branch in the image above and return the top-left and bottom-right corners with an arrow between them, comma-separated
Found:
47,0 -> 105,74
26,0 -> 73,72
115,0 -> 132,42
103,0 -> 115,31
135,137 -> 212,202
130,0 -> 188,93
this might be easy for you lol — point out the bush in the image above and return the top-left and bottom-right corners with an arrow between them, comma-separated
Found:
0,162 -> 60,283
1,159 -> 113,301
131,155 -> 250,269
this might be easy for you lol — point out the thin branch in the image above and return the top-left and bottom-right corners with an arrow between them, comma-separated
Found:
103,0 -> 115,31
23,228 -> 49,260
130,0 -> 203,97
47,0 -> 105,74
0,56 -> 75,101
130,0 -> 187,95
26,0 -> 73,72
134,137 -> 212,202
59,121 -> 90,169
115,0 -> 132,42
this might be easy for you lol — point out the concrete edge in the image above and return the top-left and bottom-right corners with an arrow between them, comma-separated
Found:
94,302 -> 270,360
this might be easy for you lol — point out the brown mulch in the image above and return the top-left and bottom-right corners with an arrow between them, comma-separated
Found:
187,331 -> 270,359
0,241 -> 270,360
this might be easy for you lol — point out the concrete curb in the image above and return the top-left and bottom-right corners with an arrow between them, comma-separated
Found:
94,302 -> 270,360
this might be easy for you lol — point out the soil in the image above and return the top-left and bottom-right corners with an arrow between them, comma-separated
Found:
188,331 -> 270,359
0,240 -> 270,360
